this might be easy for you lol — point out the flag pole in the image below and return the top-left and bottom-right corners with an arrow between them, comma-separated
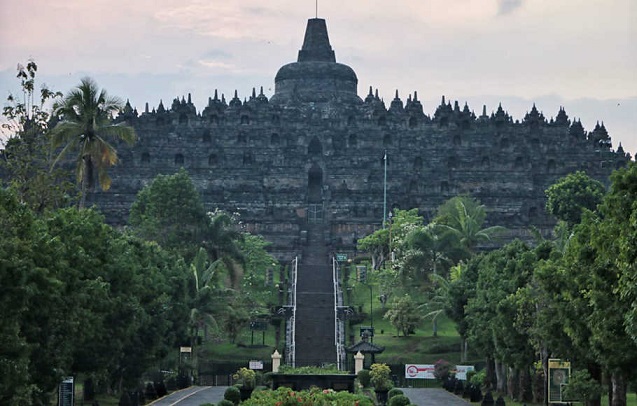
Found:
383,150 -> 387,228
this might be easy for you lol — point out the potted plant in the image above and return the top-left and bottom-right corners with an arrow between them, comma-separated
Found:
370,363 -> 393,405
233,367 -> 256,400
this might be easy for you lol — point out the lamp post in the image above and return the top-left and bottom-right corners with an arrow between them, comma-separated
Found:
368,283 -> 374,343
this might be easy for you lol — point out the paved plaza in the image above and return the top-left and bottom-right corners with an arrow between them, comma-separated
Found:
151,386 -> 472,405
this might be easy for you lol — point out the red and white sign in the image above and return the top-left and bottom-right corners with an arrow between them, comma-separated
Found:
405,364 -> 436,379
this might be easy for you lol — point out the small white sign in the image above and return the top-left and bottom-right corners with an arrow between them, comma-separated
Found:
455,365 -> 475,381
249,360 -> 264,370
180,346 -> 192,353
405,364 -> 435,379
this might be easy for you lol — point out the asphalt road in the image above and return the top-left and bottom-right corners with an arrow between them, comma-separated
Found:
151,386 -> 471,405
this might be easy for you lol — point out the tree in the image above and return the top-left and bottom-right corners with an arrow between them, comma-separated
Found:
202,210 -> 245,290
129,168 -> 208,260
545,170 -> 605,228
384,294 -> 422,337
1,61 -> 70,211
50,77 -> 135,207
433,195 -> 505,252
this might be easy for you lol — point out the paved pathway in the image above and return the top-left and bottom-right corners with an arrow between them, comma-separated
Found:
150,386 -> 226,406
151,386 -> 471,405
400,388 -> 472,406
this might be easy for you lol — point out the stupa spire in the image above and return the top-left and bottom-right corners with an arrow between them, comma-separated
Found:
297,18 -> 336,62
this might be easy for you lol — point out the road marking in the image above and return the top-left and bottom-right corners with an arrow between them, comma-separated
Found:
169,386 -> 210,405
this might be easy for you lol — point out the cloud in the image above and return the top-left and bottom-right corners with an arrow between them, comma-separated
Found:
197,60 -> 235,70
497,0 -> 524,15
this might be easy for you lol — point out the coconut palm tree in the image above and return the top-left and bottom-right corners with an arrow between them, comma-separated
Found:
434,195 -> 505,252
202,210 -> 245,289
50,77 -> 135,207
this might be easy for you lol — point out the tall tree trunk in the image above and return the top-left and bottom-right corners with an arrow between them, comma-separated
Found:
507,367 -> 519,399
432,317 -> 438,337
585,363 -> 602,406
495,360 -> 507,393
518,365 -> 532,402
485,357 -> 496,390
541,347 -> 549,405
610,371 -> 627,406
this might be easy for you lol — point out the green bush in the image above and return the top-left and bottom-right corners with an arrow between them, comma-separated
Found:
217,400 -> 234,406
223,386 -> 241,405
388,394 -> 411,406
388,388 -> 404,399
357,369 -> 371,387
199,403 -> 214,406
470,369 -> 486,387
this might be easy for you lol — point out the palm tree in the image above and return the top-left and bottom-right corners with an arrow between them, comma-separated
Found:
202,210 -> 245,289
50,77 -> 135,207
434,195 -> 505,252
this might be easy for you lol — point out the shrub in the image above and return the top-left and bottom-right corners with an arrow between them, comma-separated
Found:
470,369 -> 486,388
224,386 -> 241,405
388,394 -> 411,406
357,369 -> 371,387
388,388 -> 404,399
233,367 -> 256,389
155,380 -> 168,397
144,382 -> 157,400
370,363 -> 393,391
218,400 -> 234,406
433,359 -> 453,381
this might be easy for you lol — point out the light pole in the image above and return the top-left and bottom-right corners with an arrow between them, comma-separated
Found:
368,283 -> 374,343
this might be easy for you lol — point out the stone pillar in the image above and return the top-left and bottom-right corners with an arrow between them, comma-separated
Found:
354,351 -> 365,374
272,350 -> 282,373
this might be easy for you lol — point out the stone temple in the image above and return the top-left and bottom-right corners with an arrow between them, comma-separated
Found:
95,17 -> 630,262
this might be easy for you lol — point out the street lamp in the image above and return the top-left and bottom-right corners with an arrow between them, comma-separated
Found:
368,283 -> 374,343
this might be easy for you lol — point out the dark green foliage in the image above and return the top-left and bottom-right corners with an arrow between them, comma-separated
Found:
357,369 -> 371,387
129,168 -> 207,260
388,388 -> 404,398
218,400 -> 235,406
545,170 -> 605,228
224,386 -> 241,405
388,394 -> 411,406
155,380 -> 168,397
144,382 -> 157,400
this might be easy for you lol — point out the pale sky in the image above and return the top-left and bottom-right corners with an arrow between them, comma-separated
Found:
1,0 -> 635,156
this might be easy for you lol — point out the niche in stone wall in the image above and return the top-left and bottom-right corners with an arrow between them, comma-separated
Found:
547,159 -> 556,173
209,114 -> 219,125
383,134 -> 392,146
271,133 -> 280,146
174,154 -> 184,165
452,134 -> 461,146
202,129 -> 211,143
447,156 -> 457,170
481,156 -> 490,168
409,116 -> 418,128
156,116 -> 165,126
179,113 -> 188,124
237,132 -> 247,144
347,116 -> 355,126
440,181 -> 450,194
349,134 -> 357,148
208,154 -> 218,166
528,206 -> 538,218
514,156 -> 524,169
413,156 -> 423,171
141,152 -> 150,164
243,152 -> 254,165
308,137 -> 323,156
241,115 -> 250,125
271,115 -> 280,125
378,116 -> 386,126
500,138 -> 510,149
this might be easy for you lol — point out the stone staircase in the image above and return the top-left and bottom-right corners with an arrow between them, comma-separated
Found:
294,222 -> 336,366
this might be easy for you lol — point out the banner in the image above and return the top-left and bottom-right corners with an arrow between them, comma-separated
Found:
455,365 -> 475,381
405,364 -> 435,379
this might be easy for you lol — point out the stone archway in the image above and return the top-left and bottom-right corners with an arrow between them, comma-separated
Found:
308,164 -> 323,203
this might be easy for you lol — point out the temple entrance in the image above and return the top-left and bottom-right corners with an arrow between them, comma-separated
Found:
308,164 -> 323,223
308,164 -> 323,203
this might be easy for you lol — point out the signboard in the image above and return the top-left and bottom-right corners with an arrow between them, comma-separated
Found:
336,253 -> 348,262
548,359 -> 571,403
405,364 -> 475,380
359,326 -> 375,337
249,360 -> 264,370
455,365 -> 475,381
180,346 -> 192,353
405,364 -> 436,379
58,377 -> 74,406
